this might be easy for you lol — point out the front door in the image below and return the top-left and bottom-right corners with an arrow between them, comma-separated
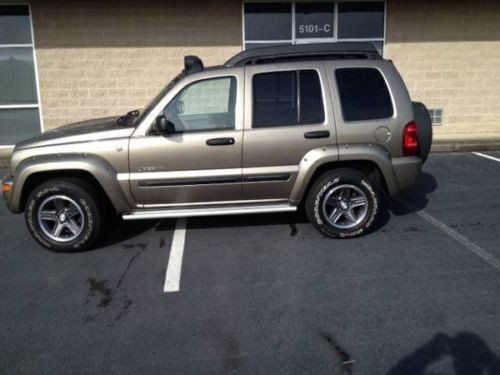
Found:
128,73 -> 243,206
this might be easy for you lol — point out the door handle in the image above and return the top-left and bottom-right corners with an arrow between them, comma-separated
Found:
304,130 -> 330,139
206,137 -> 235,146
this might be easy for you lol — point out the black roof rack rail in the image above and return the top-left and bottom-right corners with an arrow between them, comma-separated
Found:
225,42 -> 381,67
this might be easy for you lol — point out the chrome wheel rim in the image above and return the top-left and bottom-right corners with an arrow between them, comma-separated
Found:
322,184 -> 369,229
37,195 -> 85,242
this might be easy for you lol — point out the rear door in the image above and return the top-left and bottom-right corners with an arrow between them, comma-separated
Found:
242,62 -> 335,201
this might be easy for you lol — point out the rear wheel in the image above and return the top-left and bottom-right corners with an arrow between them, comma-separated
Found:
25,178 -> 103,251
305,169 -> 381,238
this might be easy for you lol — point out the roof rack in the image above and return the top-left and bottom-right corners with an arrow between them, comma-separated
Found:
225,42 -> 381,67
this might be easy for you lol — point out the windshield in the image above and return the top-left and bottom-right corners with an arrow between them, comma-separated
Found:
134,72 -> 185,125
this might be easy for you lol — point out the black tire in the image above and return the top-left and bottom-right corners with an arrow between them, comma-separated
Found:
305,168 -> 381,238
25,178 -> 103,252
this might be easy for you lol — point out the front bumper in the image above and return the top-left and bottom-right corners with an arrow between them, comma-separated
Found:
2,175 -> 14,212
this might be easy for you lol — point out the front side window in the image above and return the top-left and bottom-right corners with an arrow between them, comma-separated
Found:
0,5 -> 41,145
335,68 -> 393,122
253,70 -> 324,128
163,77 -> 237,133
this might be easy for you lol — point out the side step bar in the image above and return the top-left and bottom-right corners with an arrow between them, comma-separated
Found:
122,203 -> 297,221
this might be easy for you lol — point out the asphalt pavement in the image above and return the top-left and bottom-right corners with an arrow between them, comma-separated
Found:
1,151 -> 500,375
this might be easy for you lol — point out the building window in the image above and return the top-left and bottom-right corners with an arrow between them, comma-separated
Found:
252,70 -> 324,128
243,1 -> 385,55
429,109 -> 443,126
335,68 -> 393,121
0,5 -> 42,146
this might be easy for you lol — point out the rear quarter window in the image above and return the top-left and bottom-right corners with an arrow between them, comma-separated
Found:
335,68 -> 393,122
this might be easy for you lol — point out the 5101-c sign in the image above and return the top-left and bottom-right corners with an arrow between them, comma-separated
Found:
298,24 -> 332,35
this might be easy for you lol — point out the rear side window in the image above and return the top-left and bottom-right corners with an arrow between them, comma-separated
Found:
253,70 -> 324,128
335,68 -> 393,122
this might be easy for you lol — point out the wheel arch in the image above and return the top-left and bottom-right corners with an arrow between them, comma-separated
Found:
289,144 -> 399,203
11,155 -> 132,214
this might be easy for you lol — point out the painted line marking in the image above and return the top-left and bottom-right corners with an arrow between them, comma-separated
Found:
416,210 -> 500,273
163,218 -> 187,293
472,152 -> 500,163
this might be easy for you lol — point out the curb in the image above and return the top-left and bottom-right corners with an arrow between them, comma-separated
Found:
431,139 -> 500,153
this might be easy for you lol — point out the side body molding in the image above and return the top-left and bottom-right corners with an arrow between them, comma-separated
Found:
10,154 -> 132,214
289,144 -> 399,203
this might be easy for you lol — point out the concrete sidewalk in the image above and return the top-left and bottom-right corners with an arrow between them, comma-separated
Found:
1,139 -> 500,169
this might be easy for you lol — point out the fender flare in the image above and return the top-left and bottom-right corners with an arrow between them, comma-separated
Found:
10,154 -> 132,214
289,144 -> 399,202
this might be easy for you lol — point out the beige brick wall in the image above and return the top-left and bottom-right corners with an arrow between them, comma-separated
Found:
31,0 -> 242,129
33,0 -> 500,141
385,0 -> 500,140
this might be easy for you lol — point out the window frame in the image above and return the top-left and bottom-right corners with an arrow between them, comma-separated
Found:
136,69 -> 244,136
334,66 -> 395,122
162,76 -> 238,134
0,3 -> 43,147
242,0 -> 386,56
251,68 -> 326,129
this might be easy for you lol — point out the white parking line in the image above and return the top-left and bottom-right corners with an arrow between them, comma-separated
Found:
163,218 -> 187,293
472,152 -> 500,163
416,210 -> 500,273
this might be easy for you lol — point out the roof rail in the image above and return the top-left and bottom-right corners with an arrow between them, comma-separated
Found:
225,42 -> 381,67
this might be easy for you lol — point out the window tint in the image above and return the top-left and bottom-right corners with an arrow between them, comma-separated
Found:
0,47 -> 38,105
0,5 -> 40,145
164,77 -> 236,133
0,108 -> 39,145
300,70 -> 324,124
335,68 -> 393,122
295,3 -> 334,39
0,6 -> 31,45
253,70 -> 324,128
338,2 -> 385,39
244,3 -> 292,41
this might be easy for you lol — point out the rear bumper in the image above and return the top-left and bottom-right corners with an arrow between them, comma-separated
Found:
390,156 -> 423,194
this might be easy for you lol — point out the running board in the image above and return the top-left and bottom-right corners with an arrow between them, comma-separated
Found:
122,203 -> 297,220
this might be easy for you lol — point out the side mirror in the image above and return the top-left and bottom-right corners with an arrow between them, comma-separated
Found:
154,115 -> 175,135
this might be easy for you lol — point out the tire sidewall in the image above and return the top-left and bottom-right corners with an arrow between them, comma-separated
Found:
25,183 -> 98,251
309,172 -> 379,238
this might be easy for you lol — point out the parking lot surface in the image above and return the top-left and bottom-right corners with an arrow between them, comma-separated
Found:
1,151 -> 500,374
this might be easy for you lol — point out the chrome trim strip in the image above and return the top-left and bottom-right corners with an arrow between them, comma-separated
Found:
118,165 -> 299,182
243,165 -> 299,175
119,168 -> 241,181
143,198 -> 287,209
122,203 -> 297,220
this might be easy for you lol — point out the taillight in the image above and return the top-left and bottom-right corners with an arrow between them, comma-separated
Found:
403,121 -> 419,156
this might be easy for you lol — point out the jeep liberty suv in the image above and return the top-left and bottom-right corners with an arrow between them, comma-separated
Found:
2,43 -> 432,251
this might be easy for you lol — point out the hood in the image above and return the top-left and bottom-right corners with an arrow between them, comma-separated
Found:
15,116 -> 136,150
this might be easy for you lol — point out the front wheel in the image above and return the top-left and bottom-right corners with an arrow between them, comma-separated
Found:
25,178 -> 103,252
305,169 -> 381,238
